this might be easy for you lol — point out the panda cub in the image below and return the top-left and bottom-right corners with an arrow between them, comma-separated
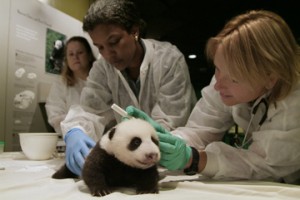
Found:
52,118 -> 161,197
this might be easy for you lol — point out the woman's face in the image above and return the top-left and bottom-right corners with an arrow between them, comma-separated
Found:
213,45 -> 267,106
66,41 -> 90,74
88,24 -> 139,71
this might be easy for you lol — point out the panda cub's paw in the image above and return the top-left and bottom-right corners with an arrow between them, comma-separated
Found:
136,187 -> 159,194
90,187 -> 112,197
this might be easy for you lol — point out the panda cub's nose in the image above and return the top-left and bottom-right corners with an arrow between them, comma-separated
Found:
145,153 -> 159,162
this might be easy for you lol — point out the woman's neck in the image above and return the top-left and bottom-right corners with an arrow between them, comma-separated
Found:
73,70 -> 89,80
127,40 -> 144,80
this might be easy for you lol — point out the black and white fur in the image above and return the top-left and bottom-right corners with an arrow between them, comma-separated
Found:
52,118 -> 160,196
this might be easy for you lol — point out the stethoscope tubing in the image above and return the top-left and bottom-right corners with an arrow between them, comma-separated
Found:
235,98 -> 269,149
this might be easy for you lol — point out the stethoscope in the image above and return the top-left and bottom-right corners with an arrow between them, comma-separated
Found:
234,98 -> 269,149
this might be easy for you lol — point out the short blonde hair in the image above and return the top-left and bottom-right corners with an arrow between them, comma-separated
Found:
206,10 -> 300,103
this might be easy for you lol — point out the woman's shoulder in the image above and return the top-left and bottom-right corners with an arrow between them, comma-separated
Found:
142,39 -> 186,71
50,76 -> 65,88
279,80 -> 300,107
142,38 -> 183,57
91,57 -> 116,73
268,80 -> 300,118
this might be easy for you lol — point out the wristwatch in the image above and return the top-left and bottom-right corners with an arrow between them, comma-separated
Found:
184,147 -> 200,175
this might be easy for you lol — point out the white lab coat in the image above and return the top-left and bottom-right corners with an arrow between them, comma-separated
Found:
174,77 -> 300,184
45,77 -> 86,134
61,39 -> 197,142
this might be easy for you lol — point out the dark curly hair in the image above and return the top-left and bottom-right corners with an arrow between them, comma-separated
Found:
83,0 -> 146,36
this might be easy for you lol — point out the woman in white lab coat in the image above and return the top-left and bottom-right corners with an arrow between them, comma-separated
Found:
45,36 -> 96,134
128,10 -> 300,184
61,0 -> 197,176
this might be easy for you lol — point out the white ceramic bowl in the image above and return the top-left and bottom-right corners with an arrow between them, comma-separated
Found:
19,133 -> 59,160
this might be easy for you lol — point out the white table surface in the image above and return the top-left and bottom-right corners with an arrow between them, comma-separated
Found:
1,152 -> 300,200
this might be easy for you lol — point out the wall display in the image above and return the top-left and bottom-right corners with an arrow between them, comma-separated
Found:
2,0 -> 97,151
45,28 -> 66,74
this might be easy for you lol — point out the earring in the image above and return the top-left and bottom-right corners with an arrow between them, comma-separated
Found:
134,34 -> 139,41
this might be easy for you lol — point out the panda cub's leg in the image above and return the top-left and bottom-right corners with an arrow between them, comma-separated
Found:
52,164 -> 78,179
82,143 -> 112,197
135,167 -> 160,194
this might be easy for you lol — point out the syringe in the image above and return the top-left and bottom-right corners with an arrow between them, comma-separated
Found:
111,104 -> 132,118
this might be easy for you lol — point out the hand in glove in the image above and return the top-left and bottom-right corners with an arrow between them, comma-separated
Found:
125,106 -> 191,170
158,132 -> 192,170
64,128 -> 96,176
125,106 -> 168,134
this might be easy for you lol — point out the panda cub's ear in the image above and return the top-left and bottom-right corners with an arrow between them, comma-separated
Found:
108,127 -> 116,140
100,126 -> 116,153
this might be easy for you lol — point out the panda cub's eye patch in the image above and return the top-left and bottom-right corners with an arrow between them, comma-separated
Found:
151,136 -> 159,146
108,127 -> 116,140
128,137 -> 142,151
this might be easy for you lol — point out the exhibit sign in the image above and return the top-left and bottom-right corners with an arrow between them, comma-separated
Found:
4,0 -> 95,151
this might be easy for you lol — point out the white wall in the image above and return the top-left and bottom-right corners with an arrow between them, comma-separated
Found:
1,0 -> 97,151
0,0 -> 10,144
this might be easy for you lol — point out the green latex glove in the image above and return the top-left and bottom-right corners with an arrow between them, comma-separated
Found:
158,132 -> 192,170
125,105 -> 191,170
125,106 -> 168,134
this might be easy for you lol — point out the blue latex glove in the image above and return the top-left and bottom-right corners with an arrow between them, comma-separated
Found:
125,106 -> 191,170
64,128 -> 96,176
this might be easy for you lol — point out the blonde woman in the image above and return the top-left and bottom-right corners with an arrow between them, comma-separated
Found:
46,36 -> 96,134
128,10 -> 300,184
